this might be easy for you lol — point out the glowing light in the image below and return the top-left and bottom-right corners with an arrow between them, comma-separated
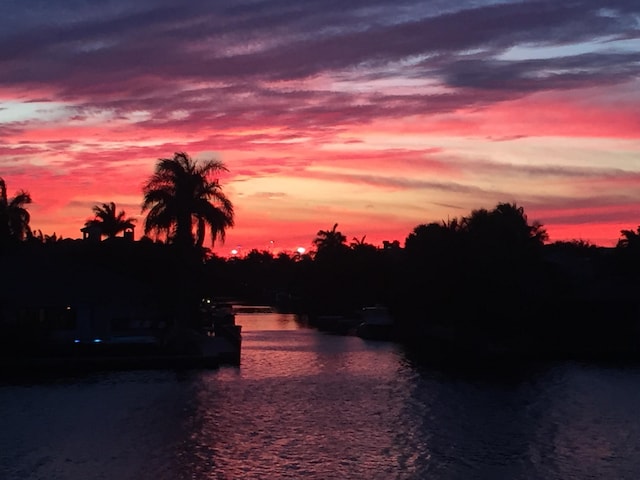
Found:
231,249 -> 238,255
93,338 -> 102,343
297,247 -> 306,254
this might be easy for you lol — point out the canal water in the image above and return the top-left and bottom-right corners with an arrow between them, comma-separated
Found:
3,309 -> 640,479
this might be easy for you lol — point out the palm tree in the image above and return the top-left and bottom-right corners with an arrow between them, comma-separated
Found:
0,177 -> 32,245
350,235 -> 378,255
141,152 -> 234,250
313,223 -> 347,256
84,202 -> 136,239
617,226 -> 640,250
350,235 -> 367,247
32,229 -> 63,244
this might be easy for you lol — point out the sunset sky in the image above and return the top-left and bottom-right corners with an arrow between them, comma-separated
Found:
1,0 -> 639,255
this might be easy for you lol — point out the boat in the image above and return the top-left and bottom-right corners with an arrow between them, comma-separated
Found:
200,299 -> 242,364
356,305 -> 396,341
0,300 -> 243,378
200,299 -> 237,333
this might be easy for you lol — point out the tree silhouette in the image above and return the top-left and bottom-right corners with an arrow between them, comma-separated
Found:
402,220 -> 464,321
0,177 -> 32,246
614,226 -> 640,276
142,152 -> 234,250
84,202 -> 136,239
350,235 -> 367,247
617,226 -> 640,249
313,223 -> 347,255
404,219 -> 461,258
461,202 -> 547,258
31,229 -> 63,244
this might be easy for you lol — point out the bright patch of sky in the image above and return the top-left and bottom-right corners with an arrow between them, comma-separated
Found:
328,57 -> 449,95
0,101 -> 70,123
321,132 -> 438,151
329,76 -> 443,95
249,136 -> 311,145
168,110 -> 189,121
435,136 -> 640,170
498,38 -> 640,61
218,37 -> 284,56
125,110 -> 152,123
194,151 -> 222,162
233,175 -> 335,200
319,133 -> 640,180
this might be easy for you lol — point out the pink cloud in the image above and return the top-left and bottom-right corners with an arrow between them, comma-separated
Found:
2,1 -> 640,251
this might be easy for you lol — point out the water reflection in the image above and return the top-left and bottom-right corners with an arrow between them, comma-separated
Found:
4,312 -> 640,479
186,312 -> 428,479
529,364 -> 640,479
181,313 -> 640,479
178,313 -> 544,479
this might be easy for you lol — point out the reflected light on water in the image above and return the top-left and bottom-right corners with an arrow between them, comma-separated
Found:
183,312 -> 432,479
5,312 -> 640,479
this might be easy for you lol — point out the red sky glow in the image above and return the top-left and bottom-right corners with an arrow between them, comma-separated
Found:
1,1 -> 640,255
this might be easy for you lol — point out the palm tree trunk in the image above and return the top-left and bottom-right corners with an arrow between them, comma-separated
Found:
175,211 -> 194,250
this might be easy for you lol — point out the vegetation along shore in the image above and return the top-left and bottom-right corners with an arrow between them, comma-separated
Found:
2,151 -> 640,367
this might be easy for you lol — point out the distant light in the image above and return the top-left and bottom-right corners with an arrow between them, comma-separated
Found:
74,339 -> 80,343
93,338 -> 102,343
66,306 -> 71,310
297,247 -> 306,254
231,249 -> 238,255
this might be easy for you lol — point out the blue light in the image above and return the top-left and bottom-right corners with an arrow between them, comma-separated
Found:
74,339 -> 80,343
93,338 -> 102,343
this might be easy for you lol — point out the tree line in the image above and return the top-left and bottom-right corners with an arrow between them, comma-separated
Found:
3,151 -> 640,360
0,152 -> 233,251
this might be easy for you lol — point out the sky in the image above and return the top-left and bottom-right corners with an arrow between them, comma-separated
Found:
1,0 -> 639,256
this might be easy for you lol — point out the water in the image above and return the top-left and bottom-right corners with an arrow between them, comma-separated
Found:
3,310 -> 640,479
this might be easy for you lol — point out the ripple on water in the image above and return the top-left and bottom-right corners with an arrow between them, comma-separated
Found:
5,313 -> 640,479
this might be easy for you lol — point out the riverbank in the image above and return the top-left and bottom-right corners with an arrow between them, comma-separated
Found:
0,329 -> 242,381
5,310 -> 640,480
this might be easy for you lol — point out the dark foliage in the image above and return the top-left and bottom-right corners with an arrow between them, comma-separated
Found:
3,189 -> 640,362
0,177 -> 32,249
84,202 -> 136,239
142,152 -> 234,252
